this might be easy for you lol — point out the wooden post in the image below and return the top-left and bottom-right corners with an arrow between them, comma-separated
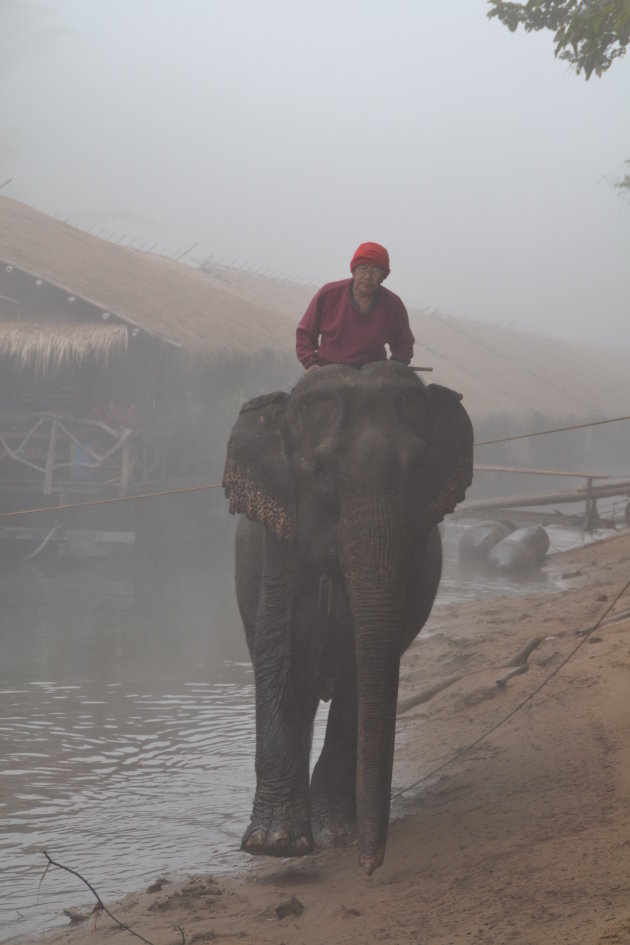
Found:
584,476 -> 597,531
121,437 -> 132,495
44,419 -> 58,495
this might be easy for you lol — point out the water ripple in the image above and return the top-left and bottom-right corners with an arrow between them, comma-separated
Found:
0,666 -> 260,939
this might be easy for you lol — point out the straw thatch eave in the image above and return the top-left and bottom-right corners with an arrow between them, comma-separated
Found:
0,315 -> 129,373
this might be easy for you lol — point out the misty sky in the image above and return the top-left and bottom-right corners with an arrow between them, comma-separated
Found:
2,0 -> 629,348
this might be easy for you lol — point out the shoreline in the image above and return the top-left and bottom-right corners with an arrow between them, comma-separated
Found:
6,529 -> 630,945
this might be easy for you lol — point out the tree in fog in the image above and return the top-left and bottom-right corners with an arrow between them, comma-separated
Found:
487,0 -> 630,77
615,160 -> 630,197
487,1 -> 630,195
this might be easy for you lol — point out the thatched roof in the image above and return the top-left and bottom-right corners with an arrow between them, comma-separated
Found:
0,195 -> 293,361
404,309 -> 630,420
2,194 -> 629,419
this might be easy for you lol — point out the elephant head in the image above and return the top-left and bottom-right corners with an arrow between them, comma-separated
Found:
223,361 -> 473,872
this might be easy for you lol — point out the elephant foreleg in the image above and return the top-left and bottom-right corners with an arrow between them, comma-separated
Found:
242,532 -> 318,858
310,627 -> 358,849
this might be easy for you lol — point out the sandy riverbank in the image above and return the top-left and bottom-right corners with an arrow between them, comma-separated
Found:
11,530 -> 630,945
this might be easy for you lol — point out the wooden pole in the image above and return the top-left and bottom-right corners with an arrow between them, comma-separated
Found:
474,464 -> 610,479
44,419 -> 58,495
459,479 -> 630,513
584,476 -> 598,530
121,438 -> 132,495
174,242 -> 199,261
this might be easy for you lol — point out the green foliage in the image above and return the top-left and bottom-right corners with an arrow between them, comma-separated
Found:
487,0 -> 630,78
615,160 -> 630,196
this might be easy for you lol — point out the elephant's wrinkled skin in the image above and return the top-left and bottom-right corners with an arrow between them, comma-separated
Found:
223,362 -> 473,873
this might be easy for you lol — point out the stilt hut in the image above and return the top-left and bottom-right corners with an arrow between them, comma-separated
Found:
0,195 -> 295,553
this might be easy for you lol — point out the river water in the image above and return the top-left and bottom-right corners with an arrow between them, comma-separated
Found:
0,519 -> 613,940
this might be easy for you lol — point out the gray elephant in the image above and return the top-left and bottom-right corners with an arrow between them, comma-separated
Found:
223,361 -> 473,874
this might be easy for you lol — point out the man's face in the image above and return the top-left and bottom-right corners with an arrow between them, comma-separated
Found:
352,263 -> 385,295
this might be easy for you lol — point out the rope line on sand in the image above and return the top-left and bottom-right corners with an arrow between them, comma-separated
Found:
392,575 -> 630,799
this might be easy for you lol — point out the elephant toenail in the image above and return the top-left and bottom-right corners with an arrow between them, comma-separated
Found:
242,829 -> 265,850
269,829 -> 291,848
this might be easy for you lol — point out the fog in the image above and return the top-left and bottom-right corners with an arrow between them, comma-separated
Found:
1,0 -> 629,349
3,7 -> 630,937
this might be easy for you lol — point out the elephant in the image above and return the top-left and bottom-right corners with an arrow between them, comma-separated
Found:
222,361 -> 473,874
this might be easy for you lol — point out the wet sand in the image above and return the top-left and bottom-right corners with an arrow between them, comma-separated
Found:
9,530 -> 630,945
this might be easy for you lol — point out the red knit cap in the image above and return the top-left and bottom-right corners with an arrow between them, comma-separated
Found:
350,242 -> 390,278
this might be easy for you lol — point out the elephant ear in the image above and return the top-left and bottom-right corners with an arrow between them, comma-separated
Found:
222,391 -> 296,543
423,383 -> 474,531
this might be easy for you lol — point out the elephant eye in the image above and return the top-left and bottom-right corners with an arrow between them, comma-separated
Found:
395,388 -> 426,431
313,458 -> 337,501
314,458 -> 333,483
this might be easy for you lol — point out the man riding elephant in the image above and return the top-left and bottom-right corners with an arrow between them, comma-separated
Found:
296,242 -> 416,370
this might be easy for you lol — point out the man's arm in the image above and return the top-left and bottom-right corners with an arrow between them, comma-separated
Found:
388,301 -> 415,365
296,292 -> 323,369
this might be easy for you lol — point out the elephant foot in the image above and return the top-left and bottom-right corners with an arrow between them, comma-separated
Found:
240,799 -> 313,858
311,793 -> 357,849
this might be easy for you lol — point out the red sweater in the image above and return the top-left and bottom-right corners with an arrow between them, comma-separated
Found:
296,279 -> 415,369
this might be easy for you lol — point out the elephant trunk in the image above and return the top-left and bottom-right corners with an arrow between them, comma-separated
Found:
340,494 -> 408,875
